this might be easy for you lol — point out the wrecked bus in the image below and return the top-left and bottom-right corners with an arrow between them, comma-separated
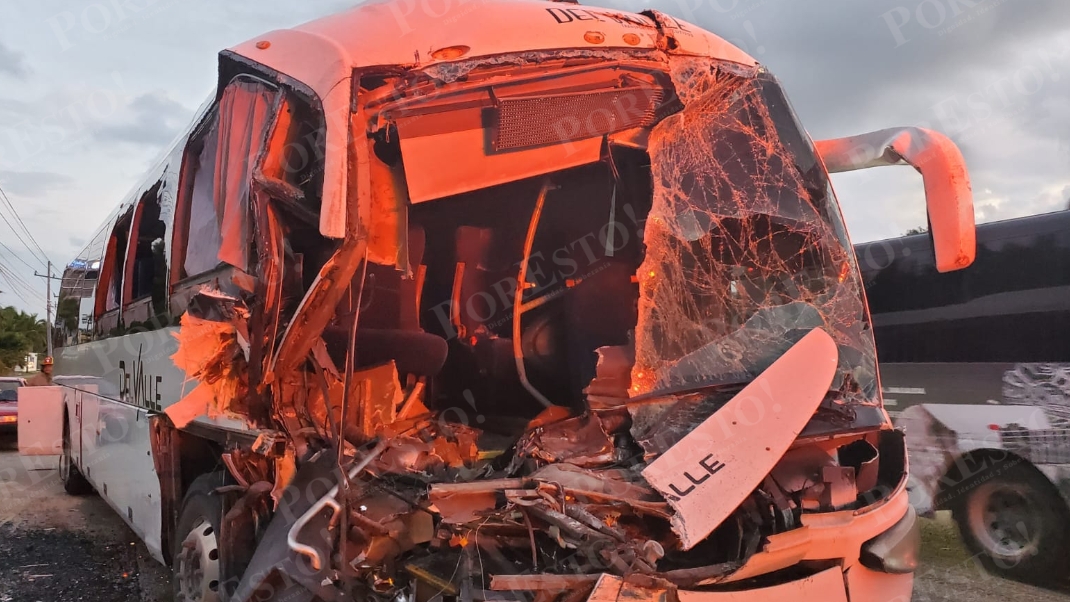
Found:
20,1 -> 977,601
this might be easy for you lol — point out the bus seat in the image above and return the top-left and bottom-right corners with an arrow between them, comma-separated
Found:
325,225 -> 443,377
335,224 -> 427,332
322,328 -> 449,379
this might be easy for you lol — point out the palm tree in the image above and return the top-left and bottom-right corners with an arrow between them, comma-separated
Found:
0,306 -> 46,371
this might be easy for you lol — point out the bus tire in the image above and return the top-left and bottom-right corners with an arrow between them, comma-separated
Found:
173,473 -> 226,602
951,461 -> 1070,585
60,416 -> 92,496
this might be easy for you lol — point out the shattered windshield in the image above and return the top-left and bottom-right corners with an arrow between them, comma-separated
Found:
633,60 -> 878,411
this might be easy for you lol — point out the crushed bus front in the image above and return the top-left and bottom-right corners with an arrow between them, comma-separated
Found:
88,2 -> 974,601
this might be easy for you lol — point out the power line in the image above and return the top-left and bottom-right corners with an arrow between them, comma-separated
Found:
0,261 -> 44,301
0,183 -> 51,262
0,238 -> 38,272
0,262 -> 44,307
0,256 -> 42,294
0,207 -> 47,270
0,183 -> 52,268
0,250 -> 45,295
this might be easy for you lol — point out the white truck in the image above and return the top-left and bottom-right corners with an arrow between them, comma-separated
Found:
857,210 -> 1070,584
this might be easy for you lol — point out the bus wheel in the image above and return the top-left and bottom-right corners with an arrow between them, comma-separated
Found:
173,475 -> 225,602
952,462 -> 1070,585
60,417 -> 92,495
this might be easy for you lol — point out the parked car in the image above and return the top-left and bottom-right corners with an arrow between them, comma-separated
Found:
0,377 -> 27,434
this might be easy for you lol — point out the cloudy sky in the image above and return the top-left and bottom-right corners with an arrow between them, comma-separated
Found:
0,0 -> 1068,314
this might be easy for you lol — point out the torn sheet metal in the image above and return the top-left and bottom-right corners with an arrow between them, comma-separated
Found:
641,328 -> 838,549
516,413 -> 620,467
167,304 -> 250,428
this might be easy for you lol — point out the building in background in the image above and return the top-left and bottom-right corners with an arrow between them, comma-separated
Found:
18,352 -> 38,374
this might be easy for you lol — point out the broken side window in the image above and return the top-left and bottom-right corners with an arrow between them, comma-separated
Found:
122,182 -> 169,329
215,78 -> 279,273
93,209 -> 132,335
182,114 -> 223,277
176,78 -> 281,281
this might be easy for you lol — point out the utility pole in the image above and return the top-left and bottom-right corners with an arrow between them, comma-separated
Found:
46,261 -> 52,357
34,262 -> 62,358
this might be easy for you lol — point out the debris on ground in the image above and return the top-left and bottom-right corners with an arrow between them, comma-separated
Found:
0,524 -> 141,602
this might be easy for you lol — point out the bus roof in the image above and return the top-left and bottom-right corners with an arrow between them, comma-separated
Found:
226,0 -> 758,238
856,209 -> 1070,251
231,0 -> 755,71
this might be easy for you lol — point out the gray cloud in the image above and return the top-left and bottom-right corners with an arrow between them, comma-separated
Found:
92,92 -> 192,146
0,40 -> 30,79
0,169 -> 75,196
0,0 -> 1064,258
680,0 -> 1070,134
606,0 -> 1070,237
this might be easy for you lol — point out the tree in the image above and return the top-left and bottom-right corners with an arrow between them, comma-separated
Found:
904,226 -> 928,235
0,306 -> 46,370
57,295 -> 80,332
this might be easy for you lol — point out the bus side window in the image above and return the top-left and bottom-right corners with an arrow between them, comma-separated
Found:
121,182 -> 168,330
171,78 -> 282,314
93,211 -> 132,337
178,114 -> 222,280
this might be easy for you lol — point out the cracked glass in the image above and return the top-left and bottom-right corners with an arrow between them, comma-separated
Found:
632,58 -> 878,416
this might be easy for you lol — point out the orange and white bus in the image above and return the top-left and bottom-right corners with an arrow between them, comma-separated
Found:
21,2 -> 975,601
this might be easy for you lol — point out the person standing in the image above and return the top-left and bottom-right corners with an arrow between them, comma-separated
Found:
26,356 -> 54,387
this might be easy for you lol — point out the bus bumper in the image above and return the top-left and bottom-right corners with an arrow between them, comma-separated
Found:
654,484 -> 917,602
593,561 -> 912,602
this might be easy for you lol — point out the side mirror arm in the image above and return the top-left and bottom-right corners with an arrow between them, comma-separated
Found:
815,127 -> 976,272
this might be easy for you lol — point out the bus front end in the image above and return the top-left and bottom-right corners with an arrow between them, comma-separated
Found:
154,3 -> 976,601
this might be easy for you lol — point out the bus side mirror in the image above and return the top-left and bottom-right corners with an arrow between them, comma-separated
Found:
815,127 -> 976,272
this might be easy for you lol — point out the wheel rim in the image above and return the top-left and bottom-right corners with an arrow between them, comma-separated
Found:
967,481 -> 1042,563
174,517 -> 222,602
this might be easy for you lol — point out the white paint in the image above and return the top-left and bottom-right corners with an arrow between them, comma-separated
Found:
46,329 -> 254,565
883,387 -> 926,395
642,329 -> 838,549
17,387 -> 64,456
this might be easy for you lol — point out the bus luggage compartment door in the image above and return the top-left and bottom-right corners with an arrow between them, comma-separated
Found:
18,386 -> 65,458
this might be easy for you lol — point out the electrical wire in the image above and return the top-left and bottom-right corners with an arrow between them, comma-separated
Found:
0,208 -> 47,271
0,262 -> 45,307
0,257 -> 43,296
0,267 -> 44,303
0,239 -> 39,272
0,184 -> 52,267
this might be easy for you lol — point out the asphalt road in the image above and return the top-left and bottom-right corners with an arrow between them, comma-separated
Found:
1,437 -> 1068,602
879,362 -> 1017,420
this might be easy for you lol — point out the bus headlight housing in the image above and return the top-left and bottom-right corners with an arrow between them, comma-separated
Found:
860,505 -> 921,574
